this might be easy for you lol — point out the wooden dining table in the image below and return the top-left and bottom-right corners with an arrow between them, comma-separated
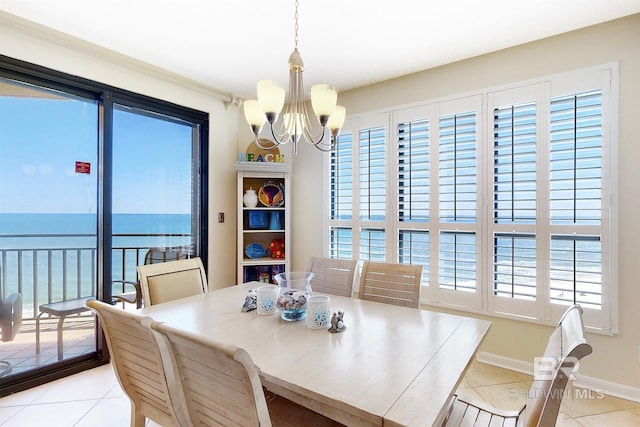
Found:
141,282 -> 491,426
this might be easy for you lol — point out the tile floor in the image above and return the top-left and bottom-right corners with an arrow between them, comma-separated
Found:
0,359 -> 638,426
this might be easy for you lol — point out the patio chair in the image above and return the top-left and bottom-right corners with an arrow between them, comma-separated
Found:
138,257 -> 208,306
113,247 -> 191,308
0,293 -> 22,377
149,320 -> 343,426
441,304 -> 593,427
307,256 -> 358,297
358,261 -> 423,308
86,299 -> 190,427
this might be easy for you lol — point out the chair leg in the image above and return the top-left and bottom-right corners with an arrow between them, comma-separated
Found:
35,312 -> 44,354
56,315 -> 66,360
130,402 -> 145,427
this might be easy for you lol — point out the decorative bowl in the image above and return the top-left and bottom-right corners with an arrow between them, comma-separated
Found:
258,182 -> 284,207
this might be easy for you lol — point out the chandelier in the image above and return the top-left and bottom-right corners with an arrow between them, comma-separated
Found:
243,0 -> 346,155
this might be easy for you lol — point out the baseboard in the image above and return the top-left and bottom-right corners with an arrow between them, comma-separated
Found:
476,351 -> 640,404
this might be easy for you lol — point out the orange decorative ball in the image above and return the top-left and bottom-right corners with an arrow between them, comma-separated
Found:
268,239 -> 285,259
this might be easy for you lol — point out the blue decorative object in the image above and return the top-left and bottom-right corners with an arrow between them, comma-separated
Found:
245,243 -> 265,259
248,210 -> 268,229
269,211 -> 282,230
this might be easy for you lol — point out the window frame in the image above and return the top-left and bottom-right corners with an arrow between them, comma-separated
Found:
325,64 -> 618,334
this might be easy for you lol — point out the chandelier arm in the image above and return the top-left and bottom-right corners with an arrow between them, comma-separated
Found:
269,123 -> 293,145
255,135 -> 282,150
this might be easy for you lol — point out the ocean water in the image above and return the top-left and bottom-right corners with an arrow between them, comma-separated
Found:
0,213 -> 191,315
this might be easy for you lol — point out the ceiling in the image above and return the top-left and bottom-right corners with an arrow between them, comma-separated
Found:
2,1 -> 639,101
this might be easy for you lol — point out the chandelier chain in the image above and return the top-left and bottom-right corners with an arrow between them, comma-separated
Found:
294,0 -> 299,49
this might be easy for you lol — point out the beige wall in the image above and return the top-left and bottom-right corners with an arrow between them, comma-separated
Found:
291,14 -> 640,392
0,13 -> 240,290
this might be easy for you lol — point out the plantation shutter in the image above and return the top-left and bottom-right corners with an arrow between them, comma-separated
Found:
397,119 -> 429,222
359,126 -> 386,221
439,111 -> 477,222
493,102 -> 537,224
329,131 -> 354,260
438,106 -> 478,298
331,132 -> 354,221
549,89 -> 603,310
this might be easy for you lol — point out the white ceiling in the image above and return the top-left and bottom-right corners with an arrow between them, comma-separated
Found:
2,0 -> 639,100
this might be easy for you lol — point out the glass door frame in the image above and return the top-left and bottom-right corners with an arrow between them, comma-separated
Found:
0,54 -> 209,396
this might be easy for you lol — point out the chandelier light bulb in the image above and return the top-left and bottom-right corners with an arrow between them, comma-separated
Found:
257,80 -> 285,123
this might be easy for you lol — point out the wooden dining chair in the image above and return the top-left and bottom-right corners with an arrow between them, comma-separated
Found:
357,261 -> 423,308
442,305 -> 593,427
307,256 -> 358,297
138,257 -> 208,306
86,299 -> 190,427
113,247 -> 191,308
149,320 -> 343,426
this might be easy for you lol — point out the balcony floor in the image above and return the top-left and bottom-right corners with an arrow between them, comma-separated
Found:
1,316 -> 96,376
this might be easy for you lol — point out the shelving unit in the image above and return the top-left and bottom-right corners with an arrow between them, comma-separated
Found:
236,163 -> 290,285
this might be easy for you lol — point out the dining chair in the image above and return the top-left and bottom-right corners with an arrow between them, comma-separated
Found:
113,246 -> 191,308
306,256 -> 358,297
149,320 -> 343,426
138,257 -> 208,306
149,320 -> 271,426
357,261 -> 423,308
441,304 -> 593,427
85,299 -> 190,427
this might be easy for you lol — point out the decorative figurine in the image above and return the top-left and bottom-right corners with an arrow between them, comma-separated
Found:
241,289 -> 257,312
328,310 -> 346,333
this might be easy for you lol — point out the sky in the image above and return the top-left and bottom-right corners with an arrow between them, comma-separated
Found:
0,87 -> 193,214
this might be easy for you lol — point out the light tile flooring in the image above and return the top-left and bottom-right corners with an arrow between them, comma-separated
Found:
0,358 -> 639,426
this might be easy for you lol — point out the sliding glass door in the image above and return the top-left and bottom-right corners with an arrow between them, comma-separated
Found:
0,77 -> 100,379
0,57 -> 208,395
111,103 -> 202,291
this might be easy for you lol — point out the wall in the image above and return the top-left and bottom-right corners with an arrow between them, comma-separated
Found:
291,14 -> 640,396
0,12 -> 240,289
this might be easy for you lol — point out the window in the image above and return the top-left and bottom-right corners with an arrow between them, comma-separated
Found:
327,65 -> 616,332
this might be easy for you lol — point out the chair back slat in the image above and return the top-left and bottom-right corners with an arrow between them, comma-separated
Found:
358,261 -> 423,308
138,257 -> 208,306
144,247 -> 191,265
524,305 -> 593,427
150,321 -> 271,427
86,300 -> 188,427
307,257 -> 358,297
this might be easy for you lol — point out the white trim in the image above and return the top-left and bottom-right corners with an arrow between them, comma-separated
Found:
477,351 -> 640,404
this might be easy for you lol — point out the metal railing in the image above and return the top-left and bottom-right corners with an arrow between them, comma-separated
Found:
0,233 -> 192,319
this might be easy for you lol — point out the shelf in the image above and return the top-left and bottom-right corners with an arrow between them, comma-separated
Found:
241,258 -> 286,266
237,169 -> 290,285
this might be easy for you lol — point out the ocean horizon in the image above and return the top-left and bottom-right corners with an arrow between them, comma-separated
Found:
0,213 -> 192,315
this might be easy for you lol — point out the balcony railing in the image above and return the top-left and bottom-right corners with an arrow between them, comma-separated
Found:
0,233 -> 192,319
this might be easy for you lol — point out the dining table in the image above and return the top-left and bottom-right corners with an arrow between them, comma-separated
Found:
141,282 -> 491,426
